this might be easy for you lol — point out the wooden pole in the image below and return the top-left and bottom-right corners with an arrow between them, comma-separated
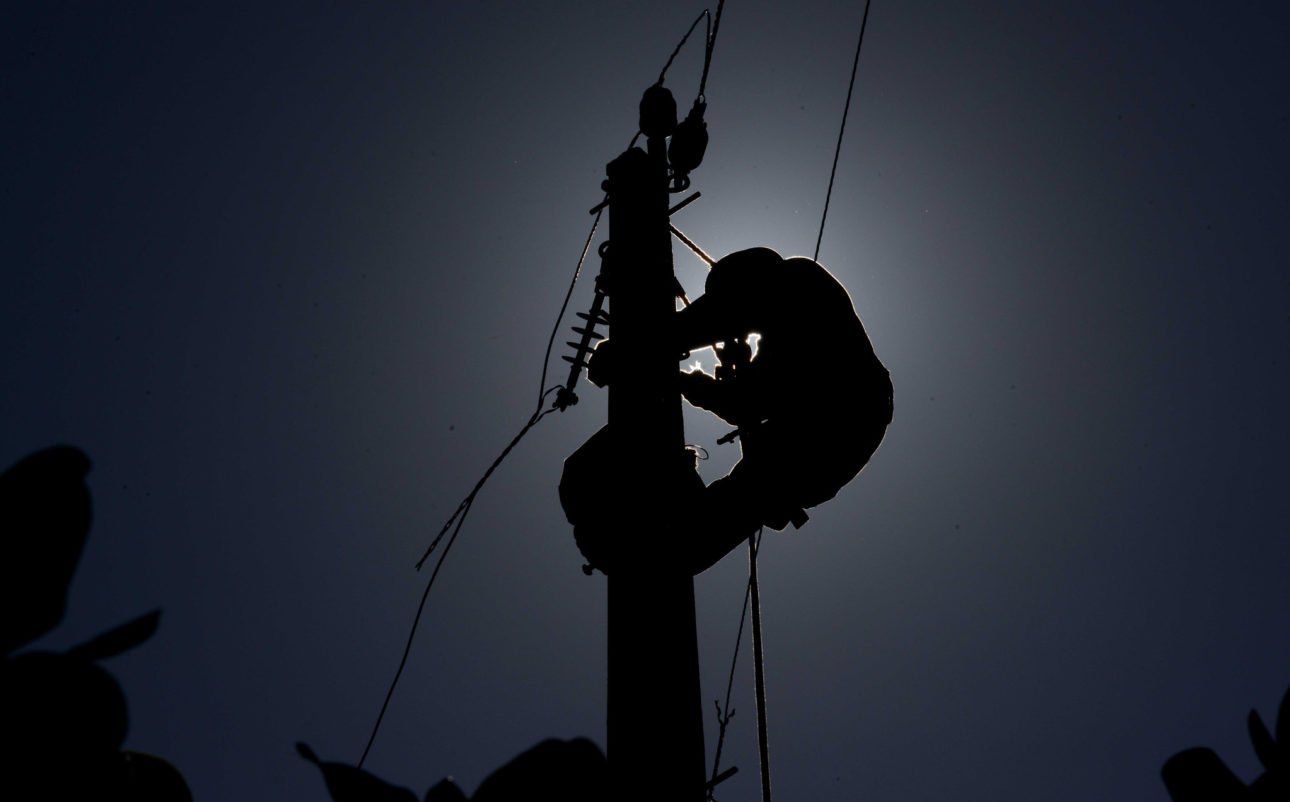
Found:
604,134 -> 707,802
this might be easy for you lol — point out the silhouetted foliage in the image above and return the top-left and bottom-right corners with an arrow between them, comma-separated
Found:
1163,684 -> 1290,800
297,737 -> 606,802
471,737 -> 606,802
0,446 -> 191,801
424,777 -> 469,802
297,742 -> 418,802
0,445 -> 91,656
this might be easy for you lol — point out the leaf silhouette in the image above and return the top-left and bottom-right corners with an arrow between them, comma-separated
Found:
67,609 -> 161,661
424,777 -> 467,802
296,741 -> 418,802
1249,708 -> 1278,771
0,446 -> 92,655
1277,684 -> 1290,752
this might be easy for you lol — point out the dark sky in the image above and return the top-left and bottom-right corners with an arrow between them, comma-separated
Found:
4,2 -> 1289,800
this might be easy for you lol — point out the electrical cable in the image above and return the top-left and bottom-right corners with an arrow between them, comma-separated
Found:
813,0 -> 872,263
361,206 -> 604,766
699,0 -> 726,99
659,9 -> 711,85
360,398 -> 560,768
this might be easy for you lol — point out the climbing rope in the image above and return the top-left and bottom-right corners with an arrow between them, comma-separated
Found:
708,527 -> 761,800
814,0 -> 872,262
748,531 -> 772,802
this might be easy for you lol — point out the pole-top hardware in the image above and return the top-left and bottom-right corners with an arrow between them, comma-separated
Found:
639,83 -> 679,140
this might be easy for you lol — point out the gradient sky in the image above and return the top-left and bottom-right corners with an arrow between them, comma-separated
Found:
4,2 -> 1289,800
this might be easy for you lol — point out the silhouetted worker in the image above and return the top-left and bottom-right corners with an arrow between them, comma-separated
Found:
562,247 -> 891,575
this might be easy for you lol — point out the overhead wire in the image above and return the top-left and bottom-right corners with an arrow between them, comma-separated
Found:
720,6 -> 873,799
813,0 -> 872,262
360,393 -> 562,768
700,0 -> 726,99
659,9 -> 711,85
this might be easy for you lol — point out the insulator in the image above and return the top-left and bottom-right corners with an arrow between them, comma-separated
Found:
552,387 -> 578,411
668,100 -> 708,175
576,310 -> 610,326
561,355 -> 592,369
639,83 -> 677,140
570,326 -> 605,340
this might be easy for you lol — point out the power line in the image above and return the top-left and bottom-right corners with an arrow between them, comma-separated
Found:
814,0 -> 873,263
659,9 -> 711,85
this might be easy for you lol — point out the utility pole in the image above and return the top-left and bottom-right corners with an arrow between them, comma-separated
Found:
603,104 -> 707,802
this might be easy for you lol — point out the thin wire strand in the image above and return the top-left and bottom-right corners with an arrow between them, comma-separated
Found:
358,499 -> 465,768
360,404 -> 559,767
659,10 -> 711,85
813,0 -> 872,262
699,0 -> 726,99
415,398 -> 559,570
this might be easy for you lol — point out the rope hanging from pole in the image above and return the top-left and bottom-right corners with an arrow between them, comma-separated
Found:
707,527 -> 759,800
748,532 -> 773,802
